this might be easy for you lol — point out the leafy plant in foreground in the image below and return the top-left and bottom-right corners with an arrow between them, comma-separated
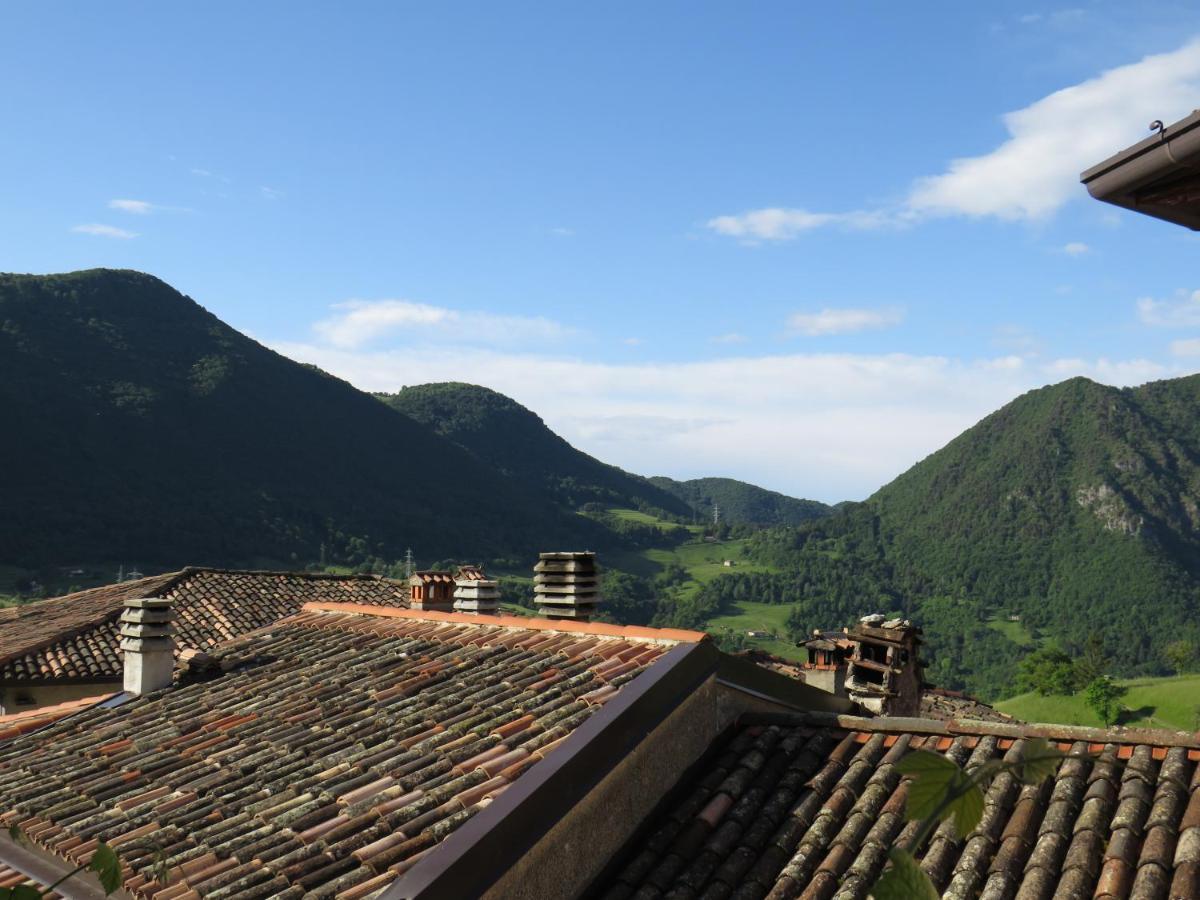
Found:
871,738 -> 1065,899
2,823 -> 167,898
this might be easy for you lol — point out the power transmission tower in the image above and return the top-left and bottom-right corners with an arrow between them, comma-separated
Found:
404,548 -> 414,580
712,503 -> 720,527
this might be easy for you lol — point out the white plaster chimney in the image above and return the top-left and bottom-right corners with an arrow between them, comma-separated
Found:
119,596 -> 175,694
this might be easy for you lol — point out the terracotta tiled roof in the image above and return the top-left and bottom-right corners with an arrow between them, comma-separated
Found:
0,569 -> 409,682
0,692 -> 119,741
0,863 -> 57,898
0,605 -> 694,899
596,712 -> 1200,900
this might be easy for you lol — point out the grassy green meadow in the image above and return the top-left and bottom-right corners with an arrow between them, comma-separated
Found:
998,674 -> 1200,731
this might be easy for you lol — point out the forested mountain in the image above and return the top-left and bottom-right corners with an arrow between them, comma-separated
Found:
648,476 -> 832,526
729,376 -> 1200,695
0,270 -> 601,569
378,383 -> 693,517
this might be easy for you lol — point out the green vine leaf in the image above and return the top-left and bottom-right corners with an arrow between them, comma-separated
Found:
6,824 -> 22,844
10,886 -> 41,900
897,750 -> 958,820
897,749 -> 984,838
89,841 -> 122,895
871,848 -> 938,900
1013,738 -> 1065,784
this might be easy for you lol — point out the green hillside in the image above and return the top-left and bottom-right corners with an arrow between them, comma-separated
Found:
0,270 -> 601,571
998,675 -> 1200,731
727,376 -> 1200,697
378,383 -> 691,517
648,475 -> 832,526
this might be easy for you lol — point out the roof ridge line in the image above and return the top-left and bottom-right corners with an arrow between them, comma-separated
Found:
298,601 -> 708,645
176,566 -> 400,582
764,710 -> 1200,749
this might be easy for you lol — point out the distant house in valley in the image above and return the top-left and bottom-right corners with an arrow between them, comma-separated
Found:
746,629 -> 769,639
0,567 -> 407,714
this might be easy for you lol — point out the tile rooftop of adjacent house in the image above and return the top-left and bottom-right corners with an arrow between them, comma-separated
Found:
0,691 -> 119,741
0,568 -> 408,682
596,712 -> 1200,900
0,604 -> 696,899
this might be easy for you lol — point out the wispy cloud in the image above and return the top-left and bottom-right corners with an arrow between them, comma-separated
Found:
271,339 -> 1175,502
711,332 -> 748,345
623,337 -> 644,346
190,168 -> 212,177
707,39 -> 1200,240
1137,290 -> 1200,327
109,199 -> 154,215
707,208 -> 891,242
313,299 -> 574,349
1062,241 -> 1090,256
71,223 -> 138,239
1170,338 -> 1200,357
908,39 -> 1200,220
108,198 -> 191,215
787,307 -> 904,337
260,186 -> 284,200
551,227 -> 574,237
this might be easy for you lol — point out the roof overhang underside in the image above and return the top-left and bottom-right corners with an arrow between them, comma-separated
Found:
1081,110 -> 1200,230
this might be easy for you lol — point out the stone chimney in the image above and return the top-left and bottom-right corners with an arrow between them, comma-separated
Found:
119,597 -> 175,695
533,552 -> 601,620
453,573 -> 501,615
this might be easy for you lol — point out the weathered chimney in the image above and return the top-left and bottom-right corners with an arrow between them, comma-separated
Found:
120,597 -> 175,695
533,552 -> 601,621
453,575 -> 501,615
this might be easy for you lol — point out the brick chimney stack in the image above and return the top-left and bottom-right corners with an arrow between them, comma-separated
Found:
533,552 -> 601,621
120,597 -> 175,695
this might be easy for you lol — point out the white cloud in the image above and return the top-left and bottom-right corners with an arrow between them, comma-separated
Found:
271,337 -> 1176,502
312,299 -> 573,349
788,307 -> 904,336
71,223 -> 138,239
707,39 -> 1200,240
711,332 -> 748,344
706,207 -> 890,241
109,199 -> 154,215
908,39 -> 1200,220
1062,241 -> 1090,256
1170,338 -> 1200,357
623,337 -> 643,346
551,227 -> 574,237
190,168 -> 212,177
1137,290 -> 1200,327
260,186 -> 284,200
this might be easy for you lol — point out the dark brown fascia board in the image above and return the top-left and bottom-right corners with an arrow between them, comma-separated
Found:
1081,109 -> 1200,228
381,639 -> 722,900
716,651 -> 860,714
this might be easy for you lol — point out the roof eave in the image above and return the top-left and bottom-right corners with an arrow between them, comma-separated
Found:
1080,109 -> 1200,230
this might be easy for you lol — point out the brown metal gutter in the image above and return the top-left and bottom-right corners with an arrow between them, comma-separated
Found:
380,639 -> 721,900
1081,109 -> 1200,229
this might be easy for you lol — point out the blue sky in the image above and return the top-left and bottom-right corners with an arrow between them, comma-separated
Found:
4,2 -> 1200,501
